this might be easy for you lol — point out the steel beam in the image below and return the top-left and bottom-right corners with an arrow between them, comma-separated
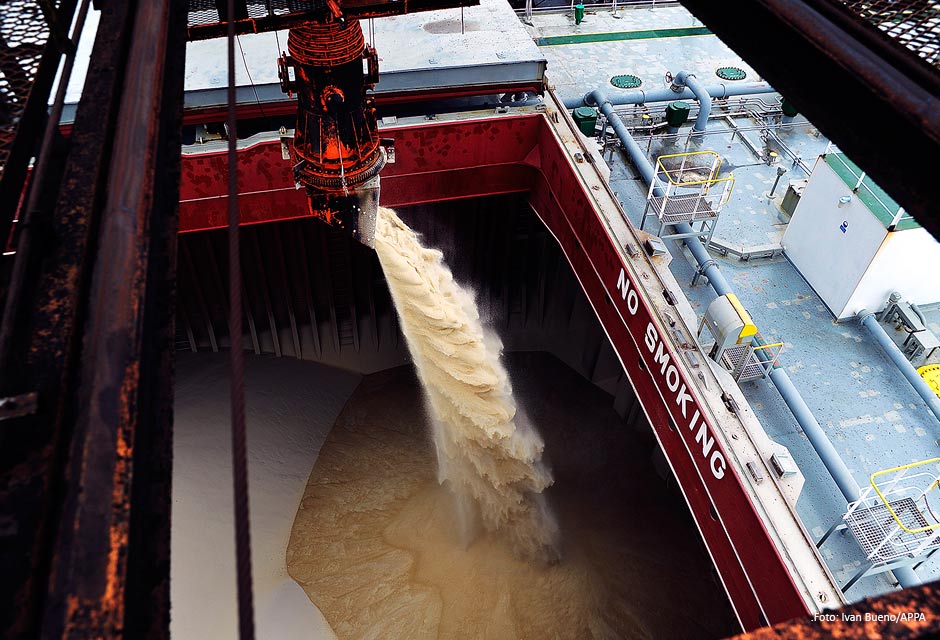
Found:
250,230 -> 281,357
185,0 -> 480,40
36,0 -> 186,637
0,4 -> 132,637
181,239 -> 219,351
296,226 -> 321,357
0,0 -> 80,250
273,226 -> 302,358
241,278 -> 261,355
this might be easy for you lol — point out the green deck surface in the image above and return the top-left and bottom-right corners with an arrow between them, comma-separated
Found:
535,26 -> 711,47
824,153 -> 919,231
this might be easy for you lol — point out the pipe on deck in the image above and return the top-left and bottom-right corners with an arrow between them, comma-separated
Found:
569,81 -> 775,110
591,83 -> 922,588
673,71 -> 710,132
858,310 -> 940,424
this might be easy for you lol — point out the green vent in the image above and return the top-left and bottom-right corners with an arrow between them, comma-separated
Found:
716,66 -> 747,81
610,74 -> 642,89
665,101 -> 691,128
781,98 -> 799,118
572,106 -> 598,136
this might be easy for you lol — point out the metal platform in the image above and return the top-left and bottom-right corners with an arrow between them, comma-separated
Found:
639,150 -> 733,243
720,342 -> 779,383
818,494 -> 940,592
844,498 -> 940,563
645,194 -> 717,225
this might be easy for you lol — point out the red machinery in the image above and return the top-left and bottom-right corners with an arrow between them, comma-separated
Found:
278,15 -> 389,245
232,0 -> 474,246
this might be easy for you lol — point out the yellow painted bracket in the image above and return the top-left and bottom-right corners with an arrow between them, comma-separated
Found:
870,458 -> 940,534
726,293 -> 758,342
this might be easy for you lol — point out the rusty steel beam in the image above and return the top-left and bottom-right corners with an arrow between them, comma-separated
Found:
38,0 -> 186,637
0,1 -> 139,635
729,579 -> 940,639
1,0 -> 185,634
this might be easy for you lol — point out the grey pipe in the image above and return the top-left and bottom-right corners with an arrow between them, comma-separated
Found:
724,115 -> 765,162
593,85 -> 861,499
764,360 -> 861,499
858,310 -> 940,423
568,81 -> 775,110
673,71 -> 710,132
593,84 -> 923,587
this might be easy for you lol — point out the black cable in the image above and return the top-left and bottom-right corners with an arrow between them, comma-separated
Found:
228,2 -> 256,638
236,35 -> 267,119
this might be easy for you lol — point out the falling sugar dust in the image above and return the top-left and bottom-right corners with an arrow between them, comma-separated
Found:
373,206 -> 561,562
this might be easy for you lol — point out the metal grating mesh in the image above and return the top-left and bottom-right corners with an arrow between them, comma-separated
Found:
648,195 -> 717,224
841,0 -> 940,68
738,356 -> 767,381
844,497 -> 940,562
721,344 -> 750,376
187,0 -> 323,27
0,0 -> 55,181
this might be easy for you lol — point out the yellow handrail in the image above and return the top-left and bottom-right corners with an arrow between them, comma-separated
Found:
870,458 -> 940,534
655,150 -> 723,186
752,342 -> 784,351
750,341 -> 783,368
655,174 -> 735,189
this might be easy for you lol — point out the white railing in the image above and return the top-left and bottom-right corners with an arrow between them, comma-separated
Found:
516,0 -> 680,19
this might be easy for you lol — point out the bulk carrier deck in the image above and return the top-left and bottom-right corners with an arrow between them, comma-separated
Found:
534,1 -> 940,598
2,0 -> 939,637
169,0 -> 940,630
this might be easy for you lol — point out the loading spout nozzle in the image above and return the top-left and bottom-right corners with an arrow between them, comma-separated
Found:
305,173 -> 381,248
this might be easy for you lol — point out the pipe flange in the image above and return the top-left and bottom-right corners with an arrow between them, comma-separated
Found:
697,259 -> 718,275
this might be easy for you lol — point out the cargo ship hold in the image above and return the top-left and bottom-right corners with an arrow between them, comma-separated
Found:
1,0 -> 939,638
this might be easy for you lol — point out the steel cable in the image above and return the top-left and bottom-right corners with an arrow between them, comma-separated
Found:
227,1 -> 256,637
